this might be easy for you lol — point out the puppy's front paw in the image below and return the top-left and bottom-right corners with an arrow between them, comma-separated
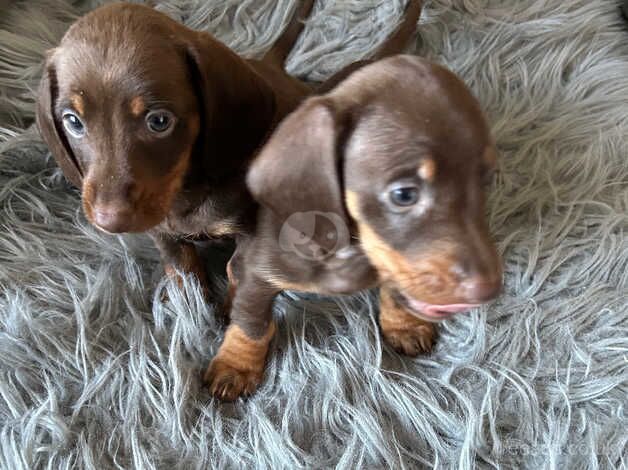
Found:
379,287 -> 438,356
381,322 -> 436,356
203,357 -> 263,401
203,323 -> 275,401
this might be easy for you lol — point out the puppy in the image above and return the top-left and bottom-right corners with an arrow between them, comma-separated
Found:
36,0 -> 422,302
36,1 -> 315,297
205,55 -> 503,400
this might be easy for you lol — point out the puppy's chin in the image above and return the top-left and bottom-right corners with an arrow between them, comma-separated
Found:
86,210 -> 168,234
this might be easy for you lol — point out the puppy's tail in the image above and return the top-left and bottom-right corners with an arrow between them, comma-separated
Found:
262,0 -> 315,66
314,1 -> 422,94
373,0 -> 422,60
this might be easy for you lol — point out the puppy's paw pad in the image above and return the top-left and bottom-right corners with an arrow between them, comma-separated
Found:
203,358 -> 262,401
383,323 -> 436,356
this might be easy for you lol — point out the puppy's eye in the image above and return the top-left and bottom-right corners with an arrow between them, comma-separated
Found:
146,109 -> 176,135
62,112 -> 85,138
389,186 -> 419,207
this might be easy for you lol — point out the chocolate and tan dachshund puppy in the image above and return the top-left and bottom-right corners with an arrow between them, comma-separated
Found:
36,0 -> 422,301
205,56 -> 502,400
36,1 -> 316,296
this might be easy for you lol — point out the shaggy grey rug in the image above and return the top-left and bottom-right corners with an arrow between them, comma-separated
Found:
1,0 -> 627,468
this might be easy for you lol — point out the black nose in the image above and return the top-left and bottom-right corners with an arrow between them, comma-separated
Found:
460,275 -> 502,303
93,206 -> 133,233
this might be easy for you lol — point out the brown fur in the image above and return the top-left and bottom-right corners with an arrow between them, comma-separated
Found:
35,1 -> 428,401
483,145 -> 498,167
212,55 -> 502,400
347,191 -> 466,304
379,286 -> 436,355
221,258 -> 238,317
37,1 -> 315,296
206,6 -> 440,401
164,243 -> 208,289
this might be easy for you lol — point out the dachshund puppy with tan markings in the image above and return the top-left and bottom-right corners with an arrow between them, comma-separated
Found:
205,55 -> 503,400
36,1 -> 316,297
36,0 -> 423,302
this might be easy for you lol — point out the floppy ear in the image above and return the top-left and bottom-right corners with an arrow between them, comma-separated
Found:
36,52 -> 83,188
247,98 -> 351,248
182,32 -> 277,178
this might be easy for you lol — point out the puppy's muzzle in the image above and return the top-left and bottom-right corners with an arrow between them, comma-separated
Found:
92,204 -> 134,233
459,273 -> 502,304
390,250 -> 502,322
83,179 -> 143,233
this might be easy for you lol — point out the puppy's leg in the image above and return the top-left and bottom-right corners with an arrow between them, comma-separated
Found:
261,0 -> 315,67
219,238 -> 248,320
379,286 -> 436,356
372,0 -> 422,60
204,275 -> 278,401
150,233 -> 210,300
221,258 -> 237,320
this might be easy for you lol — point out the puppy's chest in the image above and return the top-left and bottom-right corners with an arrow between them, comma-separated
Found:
157,190 -> 253,239
271,245 -> 378,295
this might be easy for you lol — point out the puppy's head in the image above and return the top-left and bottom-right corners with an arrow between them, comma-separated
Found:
248,56 -> 502,322
37,3 -> 274,233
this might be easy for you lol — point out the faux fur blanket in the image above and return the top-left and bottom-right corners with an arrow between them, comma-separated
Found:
0,1 -> 626,468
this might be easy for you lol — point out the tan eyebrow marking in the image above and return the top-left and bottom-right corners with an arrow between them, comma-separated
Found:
70,94 -> 84,116
345,190 -> 360,224
417,158 -> 436,182
130,96 -> 146,117
483,146 -> 498,169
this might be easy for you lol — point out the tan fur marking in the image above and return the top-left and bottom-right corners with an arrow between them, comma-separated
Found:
267,276 -> 323,294
379,286 -> 436,355
483,146 -> 498,168
164,244 -> 209,297
417,158 -> 436,182
81,180 -> 95,223
140,146 -> 193,228
346,191 -> 410,279
215,323 -> 275,370
345,190 -> 361,222
130,96 -> 146,117
164,264 -> 178,281
346,190 -> 461,304
180,243 -> 202,274
207,222 -> 240,237
222,261 -> 238,319
204,322 -> 276,401
83,140 -> 195,233
70,94 -> 84,116
141,117 -> 198,224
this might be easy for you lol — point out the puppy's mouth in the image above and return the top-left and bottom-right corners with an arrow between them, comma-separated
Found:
391,289 -> 480,322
